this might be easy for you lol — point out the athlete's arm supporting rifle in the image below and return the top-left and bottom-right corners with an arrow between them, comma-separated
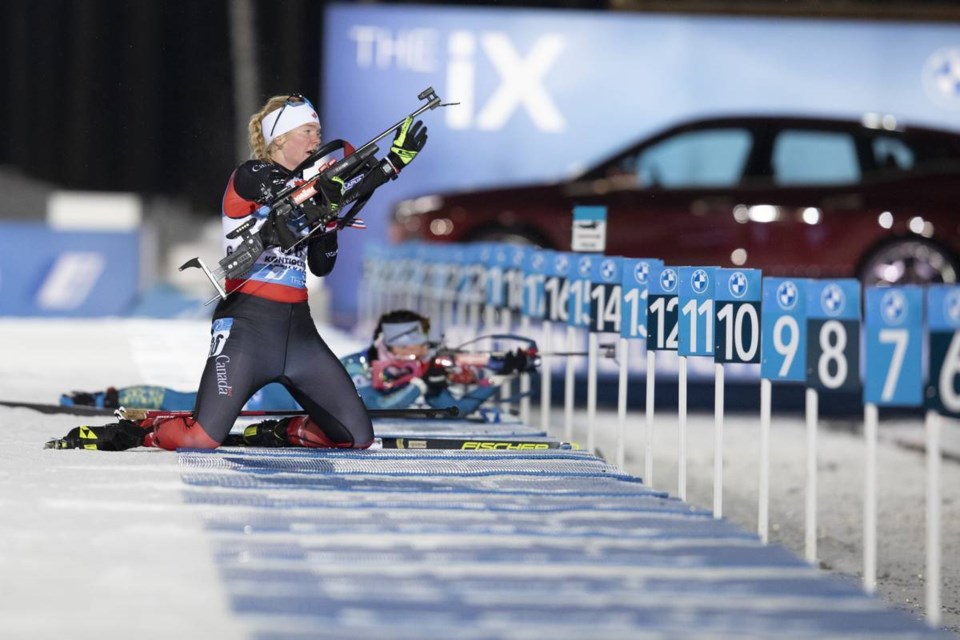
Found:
181,87 -> 456,301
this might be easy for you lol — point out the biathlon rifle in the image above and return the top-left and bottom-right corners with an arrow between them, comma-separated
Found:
432,333 -> 617,371
181,87 -> 455,303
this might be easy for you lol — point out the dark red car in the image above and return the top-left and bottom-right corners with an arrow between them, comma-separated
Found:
391,115 -> 960,285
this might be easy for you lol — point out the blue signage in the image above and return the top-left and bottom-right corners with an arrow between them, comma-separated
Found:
487,244 -> 511,307
567,253 -> 597,328
926,285 -> 960,417
544,251 -> 572,323
806,279 -> 861,392
761,278 -> 808,382
589,256 -> 622,333
864,286 -> 923,407
0,223 -> 140,317
678,266 -> 717,358
647,264 -> 679,352
522,248 -> 550,318
459,244 -> 485,305
504,245 -> 527,311
714,269 -> 761,364
621,258 -> 662,341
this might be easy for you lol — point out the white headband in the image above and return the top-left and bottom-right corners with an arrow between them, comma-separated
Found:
261,100 -> 320,146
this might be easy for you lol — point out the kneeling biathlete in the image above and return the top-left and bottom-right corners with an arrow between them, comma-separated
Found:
55,93 -> 428,452
54,310 -> 538,450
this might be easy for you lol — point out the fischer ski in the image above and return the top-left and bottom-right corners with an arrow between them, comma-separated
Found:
376,437 -> 576,451
45,433 -> 574,451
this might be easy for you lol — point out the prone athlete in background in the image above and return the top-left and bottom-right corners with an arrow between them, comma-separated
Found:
240,310 -> 538,447
52,92 -> 428,452
58,310 -> 538,420
357,310 -> 538,417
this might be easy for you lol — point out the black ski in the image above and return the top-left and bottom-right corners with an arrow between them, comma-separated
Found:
1,399 -> 459,420
0,400 -> 117,416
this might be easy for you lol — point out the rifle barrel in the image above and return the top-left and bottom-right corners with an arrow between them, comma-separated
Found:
356,93 -> 441,155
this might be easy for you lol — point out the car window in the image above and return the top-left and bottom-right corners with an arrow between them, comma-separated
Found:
624,128 -> 751,188
871,135 -> 915,171
772,130 -> 861,185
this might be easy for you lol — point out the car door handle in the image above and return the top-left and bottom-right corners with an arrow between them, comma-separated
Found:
820,193 -> 862,209
690,197 -> 733,216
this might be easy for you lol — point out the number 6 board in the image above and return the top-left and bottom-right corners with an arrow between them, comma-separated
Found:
927,285 -> 960,417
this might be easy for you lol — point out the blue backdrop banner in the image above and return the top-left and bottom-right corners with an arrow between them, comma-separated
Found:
0,223 -> 139,317
323,4 -> 960,323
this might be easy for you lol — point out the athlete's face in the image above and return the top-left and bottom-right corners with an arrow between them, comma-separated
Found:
271,123 -> 322,171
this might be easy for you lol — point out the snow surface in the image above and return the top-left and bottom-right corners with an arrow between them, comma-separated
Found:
0,318 -> 957,638
0,318 -> 364,640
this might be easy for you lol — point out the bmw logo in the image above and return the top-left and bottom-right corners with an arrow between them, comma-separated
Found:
881,290 -> 907,325
578,256 -> 592,277
691,269 -> 710,294
924,47 -> 960,110
660,268 -> 677,292
821,284 -> 846,317
945,289 -> 960,327
777,281 -> 798,311
634,261 -> 649,285
729,271 -> 748,299
601,259 -> 617,282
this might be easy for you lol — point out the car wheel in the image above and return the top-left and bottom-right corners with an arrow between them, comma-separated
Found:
859,239 -> 959,286
469,227 -> 547,247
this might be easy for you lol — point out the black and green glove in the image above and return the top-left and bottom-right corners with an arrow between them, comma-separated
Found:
302,174 -> 344,231
316,175 -> 345,212
387,117 -> 428,171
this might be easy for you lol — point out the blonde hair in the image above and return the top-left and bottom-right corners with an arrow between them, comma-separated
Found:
247,95 -> 294,162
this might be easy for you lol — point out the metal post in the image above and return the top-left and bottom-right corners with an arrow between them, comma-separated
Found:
564,326 -> 577,443
759,378 -> 772,543
678,355 -> 688,501
864,402 -> 878,593
805,387 -> 818,564
617,336 -> 629,470
714,362 -> 724,518
519,315 -> 531,425
926,410 -> 942,626
646,349 -> 656,488
587,332 -> 598,453
541,320 -> 553,434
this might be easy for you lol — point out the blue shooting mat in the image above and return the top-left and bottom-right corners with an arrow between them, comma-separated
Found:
177,444 -> 948,640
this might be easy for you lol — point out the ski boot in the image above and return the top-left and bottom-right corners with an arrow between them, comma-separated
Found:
242,416 -> 344,448
45,419 -> 150,451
